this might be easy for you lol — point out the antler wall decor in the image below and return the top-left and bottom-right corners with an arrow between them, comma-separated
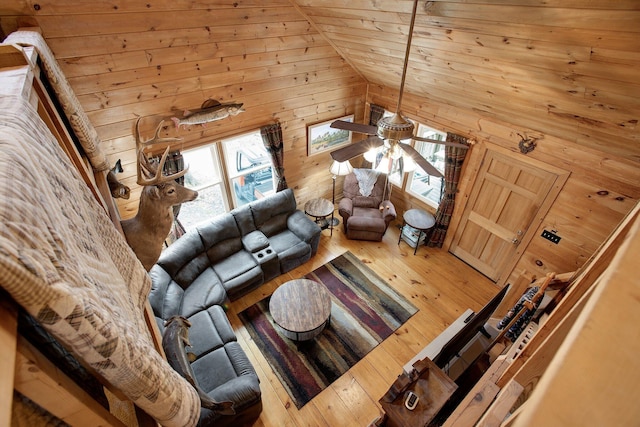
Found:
120,118 -> 198,270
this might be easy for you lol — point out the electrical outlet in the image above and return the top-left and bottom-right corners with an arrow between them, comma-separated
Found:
541,230 -> 561,244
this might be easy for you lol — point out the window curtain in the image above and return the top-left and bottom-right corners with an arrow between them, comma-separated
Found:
369,104 -> 385,126
260,123 -> 288,191
426,133 -> 470,247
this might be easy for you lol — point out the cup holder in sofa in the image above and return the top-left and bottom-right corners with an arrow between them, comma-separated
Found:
253,246 -> 278,280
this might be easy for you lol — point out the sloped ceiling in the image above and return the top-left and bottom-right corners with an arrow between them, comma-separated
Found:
0,1 -> 638,164
290,0 -> 640,162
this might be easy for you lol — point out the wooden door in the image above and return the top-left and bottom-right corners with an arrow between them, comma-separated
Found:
450,149 -> 566,283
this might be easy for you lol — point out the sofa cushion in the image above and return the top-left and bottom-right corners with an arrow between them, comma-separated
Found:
187,306 -> 237,356
212,250 -> 263,300
267,230 -> 311,273
250,188 -> 297,237
156,231 -> 210,289
242,230 -> 269,253
181,268 -> 227,317
148,265 -> 185,320
230,204 -> 256,236
198,215 -> 244,263
149,265 -> 227,319
187,307 -> 262,425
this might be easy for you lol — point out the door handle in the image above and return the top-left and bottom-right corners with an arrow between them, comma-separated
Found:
512,230 -> 523,244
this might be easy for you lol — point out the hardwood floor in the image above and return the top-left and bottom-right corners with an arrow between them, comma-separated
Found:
225,222 -> 499,427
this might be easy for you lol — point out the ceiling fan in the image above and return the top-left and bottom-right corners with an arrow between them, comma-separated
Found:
329,0 -> 467,178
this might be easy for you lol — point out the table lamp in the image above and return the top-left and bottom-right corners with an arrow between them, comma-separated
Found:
329,160 -> 353,226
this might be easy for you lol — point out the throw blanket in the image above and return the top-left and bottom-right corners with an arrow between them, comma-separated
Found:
3,31 -> 110,172
0,96 -> 199,426
353,168 -> 378,196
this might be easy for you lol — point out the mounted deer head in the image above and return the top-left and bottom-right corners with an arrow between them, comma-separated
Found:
121,118 -> 199,271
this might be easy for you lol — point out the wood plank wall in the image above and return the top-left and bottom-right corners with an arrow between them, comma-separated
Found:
295,0 -> 640,163
369,86 -> 640,287
0,0 -> 367,219
1,0 -> 638,286
290,0 -> 640,285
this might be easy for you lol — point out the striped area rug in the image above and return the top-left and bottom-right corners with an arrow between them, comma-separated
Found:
238,251 -> 418,409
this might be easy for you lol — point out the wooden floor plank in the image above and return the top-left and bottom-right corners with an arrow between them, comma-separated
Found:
228,222 -> 496,426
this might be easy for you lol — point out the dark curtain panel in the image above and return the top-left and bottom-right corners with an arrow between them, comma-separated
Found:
369,104 -> 385,126
426,133 -> 470,248
260,123 -> 288,191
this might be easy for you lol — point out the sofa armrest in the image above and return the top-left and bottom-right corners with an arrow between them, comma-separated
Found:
338,198 -> 353,217
380,200 -> 397,222
286,210 -> 321,243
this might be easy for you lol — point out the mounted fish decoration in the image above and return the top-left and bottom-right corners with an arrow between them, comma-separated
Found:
171,99 -> 244,128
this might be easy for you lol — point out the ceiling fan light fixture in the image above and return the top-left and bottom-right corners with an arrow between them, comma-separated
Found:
402,153 -> 417,172
377,113 -> 415,141
364,147 -> 378,162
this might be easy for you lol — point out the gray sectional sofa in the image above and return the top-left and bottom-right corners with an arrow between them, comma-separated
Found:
148,188 -> 321,426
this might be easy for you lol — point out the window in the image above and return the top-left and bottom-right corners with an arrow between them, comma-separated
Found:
406,124 -> 447,208
177,130 -> 276,231
178,144 -> 229,230
222,132 -> 275,207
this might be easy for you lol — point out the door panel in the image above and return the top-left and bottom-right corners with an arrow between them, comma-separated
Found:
450,150 -> 561,282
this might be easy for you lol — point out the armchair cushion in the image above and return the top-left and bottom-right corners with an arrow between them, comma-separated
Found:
353,195 -> 379,209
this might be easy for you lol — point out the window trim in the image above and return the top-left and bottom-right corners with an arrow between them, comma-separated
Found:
405,123 -> 447,209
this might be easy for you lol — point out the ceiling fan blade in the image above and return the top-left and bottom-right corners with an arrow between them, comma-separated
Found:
413,135 -> 468,149
330,120 -> 378,135
330,136 -> 383,162
401,144 -> 444,178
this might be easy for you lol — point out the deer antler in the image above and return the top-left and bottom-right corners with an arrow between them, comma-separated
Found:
135,118 -> 188,186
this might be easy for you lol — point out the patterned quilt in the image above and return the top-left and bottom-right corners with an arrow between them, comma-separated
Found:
0,96 -> 199,426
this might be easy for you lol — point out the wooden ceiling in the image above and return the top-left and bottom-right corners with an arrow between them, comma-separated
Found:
290,0 -> 640,162
1,0 -> 638,166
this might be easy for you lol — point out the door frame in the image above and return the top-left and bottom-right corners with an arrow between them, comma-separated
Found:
444,141 -> 570,286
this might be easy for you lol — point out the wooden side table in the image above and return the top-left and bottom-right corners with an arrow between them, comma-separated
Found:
304,197 -> 335,236
269,279 -> 332,341
398,209 -> 436,255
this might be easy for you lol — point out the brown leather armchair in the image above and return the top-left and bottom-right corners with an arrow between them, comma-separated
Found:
338,169 -> 397,241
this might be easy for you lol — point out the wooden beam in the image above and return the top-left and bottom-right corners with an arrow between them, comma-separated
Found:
0,298 -> 18,427
14,337 -> 125,427
512,203 -> 640,426
476,380 -> 524,427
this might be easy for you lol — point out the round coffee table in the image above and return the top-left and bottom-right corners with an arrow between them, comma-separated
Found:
398,208 -> 436,255
269,279 -> 332,341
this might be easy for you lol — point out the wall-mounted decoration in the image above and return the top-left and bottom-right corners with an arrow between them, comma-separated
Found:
307,115 -> 354,156
518,133 -> 537,154
171,99 -> 244,129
